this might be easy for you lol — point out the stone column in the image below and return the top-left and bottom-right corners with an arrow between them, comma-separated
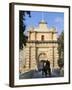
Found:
53,47 -> 55,68
30,44 -> 37,70
25,47 -> 30,70
54,47 -> 59,68
52,46 -> 59,69
29,31 -> 31,41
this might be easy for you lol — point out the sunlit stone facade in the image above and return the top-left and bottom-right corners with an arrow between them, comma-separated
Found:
19,20 -> 59,73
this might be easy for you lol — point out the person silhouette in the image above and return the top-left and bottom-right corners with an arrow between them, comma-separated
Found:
46,60 -> 51,77
41,60 -> 46,76
42,61 -> 48,77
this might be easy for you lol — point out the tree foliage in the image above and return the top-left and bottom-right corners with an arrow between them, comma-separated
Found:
19,11 -> 31,49
57,31 -> 64,69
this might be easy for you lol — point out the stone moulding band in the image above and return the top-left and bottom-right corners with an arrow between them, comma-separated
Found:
27,41 -> 59,43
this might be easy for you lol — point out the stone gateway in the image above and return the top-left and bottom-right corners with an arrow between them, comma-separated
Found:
19,20 -> 59,73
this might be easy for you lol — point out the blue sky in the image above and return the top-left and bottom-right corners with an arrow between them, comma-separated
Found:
24,11 -> 64,35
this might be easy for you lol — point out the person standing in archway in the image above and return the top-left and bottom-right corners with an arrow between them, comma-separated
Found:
46,60 -> 51,77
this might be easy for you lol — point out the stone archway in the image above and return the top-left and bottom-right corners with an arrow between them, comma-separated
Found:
38,53 -> 47,70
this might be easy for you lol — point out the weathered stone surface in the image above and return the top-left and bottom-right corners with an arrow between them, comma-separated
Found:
19,20 -> 59,73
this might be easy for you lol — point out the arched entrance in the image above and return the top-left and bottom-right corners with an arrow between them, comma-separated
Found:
38,53 -> 47,70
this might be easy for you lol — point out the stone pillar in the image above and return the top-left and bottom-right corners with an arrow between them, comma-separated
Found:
30,47 -> 37,70
25,47 -> 30,70
29,32 -> 31,41
53,47 -> 55,68
54,47 -> 59,68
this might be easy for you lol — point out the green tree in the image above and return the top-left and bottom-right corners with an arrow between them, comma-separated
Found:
19,11 -> 31,49
57,31 -> 64,69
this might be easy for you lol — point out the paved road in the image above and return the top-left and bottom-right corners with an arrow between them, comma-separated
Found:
19,69 -> 64,79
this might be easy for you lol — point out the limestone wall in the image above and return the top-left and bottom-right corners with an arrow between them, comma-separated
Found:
37,47 -> 59,69
28,32 -> 58,41
19,20 -> 59,73
36,32 -> 52,41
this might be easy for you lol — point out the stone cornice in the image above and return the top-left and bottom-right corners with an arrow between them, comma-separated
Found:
28,31 -> 58,33
27,40 -> 58,43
